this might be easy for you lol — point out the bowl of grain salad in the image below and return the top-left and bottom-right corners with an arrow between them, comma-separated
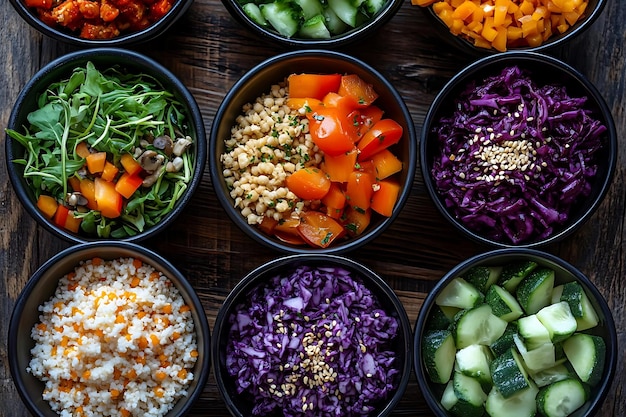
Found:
211,254 -> 413,416
8,241 -> 211,417
209,50 -> 417,254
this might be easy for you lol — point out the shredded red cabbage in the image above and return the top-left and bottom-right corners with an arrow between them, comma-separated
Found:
225,265 -> 400,416
430,65 -> 606,244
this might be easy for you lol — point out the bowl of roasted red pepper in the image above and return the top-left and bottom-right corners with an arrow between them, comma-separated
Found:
5,47 -> 207,243
209,49 -> 417,254
9,0 -> 193,46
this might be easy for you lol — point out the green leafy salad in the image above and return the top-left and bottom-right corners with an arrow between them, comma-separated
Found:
7,62 -> 196,239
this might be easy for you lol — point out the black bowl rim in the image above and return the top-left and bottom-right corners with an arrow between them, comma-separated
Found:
209,49 -> 417,254
420,0 -> 609,56
413,247 -> 618,417
211,253 -> 414,417
7,240 -> 212,417
419,50 -> 618,248
220,0 -> 404,48
5,47 -> 207,244
8,0 -> 193,46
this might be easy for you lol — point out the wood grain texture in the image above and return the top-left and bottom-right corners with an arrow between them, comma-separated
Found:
1,0 -> 625,415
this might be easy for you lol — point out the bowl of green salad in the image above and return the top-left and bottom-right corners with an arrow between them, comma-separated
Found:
414,248 -> 617,417
220,0 -> 403,47
5,48 -> 207,243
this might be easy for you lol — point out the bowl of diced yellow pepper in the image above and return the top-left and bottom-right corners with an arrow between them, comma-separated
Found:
412,0 -> 608,54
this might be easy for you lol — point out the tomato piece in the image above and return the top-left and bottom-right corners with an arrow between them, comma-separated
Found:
343,206 -> 372,237
25,0 -> 53,8
322,148 -> 358,183
286,97 -> 324,112
273,218 -> 306,245
346,171 -> 375,211
371,180 -> 401,217
338,74 -> 379,108
355,105 -> 384,140
288,74 -> 342,100
308,108 -> 356,157
321,183 -> 347,219
357,118 -> 403,161
286,168 -> 331,200
95,178 -> 123,219
297,211 -> 346,248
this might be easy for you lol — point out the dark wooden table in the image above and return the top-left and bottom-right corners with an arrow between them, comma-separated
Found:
1,1 -> 625,415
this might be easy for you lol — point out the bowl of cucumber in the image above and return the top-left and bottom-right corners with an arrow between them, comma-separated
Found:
414,248 -> 617,417
220,0 -> 403,48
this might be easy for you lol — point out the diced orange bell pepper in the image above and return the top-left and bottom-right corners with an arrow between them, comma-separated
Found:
95,178 -> 123,218
322,148 -> 358,183
287,74 -> 342,100
79,178 -> 98,210
321,183 -> 347,219
337,74 -> 379,108
115,172 -> 143,199
370,180 -> 401,217
76,141 -> 91,158
342,206 -> 372,236
120,153 -> 143,176
101,161 -> 119,182
357,118 -> 403,161
86,152 -> 107,174
345,171 -> 375,211
368,149 -> 403,180
37,195 -> 59,219
64,210 -> 83,233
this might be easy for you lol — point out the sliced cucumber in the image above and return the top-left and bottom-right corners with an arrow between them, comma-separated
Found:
441,378 -> 485,417
513,333 -> 556,372
516,267 -> 555,314
464,265 -> 502,294
486,285 -> 524,322
562,333 -> 606,387
490,322 -> 518,357
427,305 -> 453,330
299,14 -> 331,38
536,378 -> 588,417
453,372 -> 488,416
498,260 -> 538,293
555,282 -> 600,331
328,0 -> 359,27
518,314 -> 552,350
529,362 -> 572,388
363,0 -> 387,15
536,301 -> 577,343
441,305 -> 462,320
294,0 -> 325,20
485,382 -> 538,417
454,304 -> 508,349
455,344 -> 493,385
436,277 -> 484,310
242,3 -> 268,26
260,2 -> 301,38
490,348 -> 531,398
322,6 -> 349,34
422,329 -> 456,384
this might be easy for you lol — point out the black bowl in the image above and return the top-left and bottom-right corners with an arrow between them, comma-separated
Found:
420,51 -> 617,248
8,241 -> 211,417
9,0 -> 193,47
418,0 -> 608,55
209,49 -> 417,254
221,0 -> 403,48
6,47 -> 207,244
414,248 -> 617,417
212,254 -> 413,416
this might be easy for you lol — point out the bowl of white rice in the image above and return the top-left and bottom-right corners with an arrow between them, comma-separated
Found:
8,241 -> 211,417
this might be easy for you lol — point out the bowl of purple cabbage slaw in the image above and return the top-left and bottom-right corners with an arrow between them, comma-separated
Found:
420,51 -> 617,248
211,254 -> 412,416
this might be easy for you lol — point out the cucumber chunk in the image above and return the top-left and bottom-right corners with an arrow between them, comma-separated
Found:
322,6 -> 349,34
518,314 -> 552,350
441,378 -> 485,417
436,277 -> 484,310
490,348 -> 531,398
426,305 -> 453,330
490,322 -> 518,357
299,14 -> 331,38
498,260 -> 538,292
485,382 -> 538,417
536,301 -> 577,343
454,304 -> 508,349
516,267 -> 555,314
453,372 -> 488,416
536,378 -> 588,417
242,3 -> 268,26
455,344 -> 493,385
530,362 -> 572,388
486,284 -> 524,322
562,333 -> 606,387
513,333 -> 556,372
554,282 -> 600,331
422,329 -> 456,384
260,2 -> 301,37
294,0 -> 325,19
464,266 -> 502,294
328,0 -> 359,27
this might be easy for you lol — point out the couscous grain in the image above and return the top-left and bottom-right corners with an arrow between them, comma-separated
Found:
28,257 -> 198,417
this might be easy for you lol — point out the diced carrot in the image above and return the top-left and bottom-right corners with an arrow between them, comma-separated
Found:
120,153 -> 143,176
101,161 -> 119,182
371,180 -> 401,217
86,152 -> 107,174
37,195 -> 59,219
115,172 -> 143,199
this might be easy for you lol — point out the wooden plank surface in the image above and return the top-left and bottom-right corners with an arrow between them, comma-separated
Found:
1,0 -> 625,415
